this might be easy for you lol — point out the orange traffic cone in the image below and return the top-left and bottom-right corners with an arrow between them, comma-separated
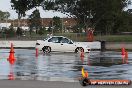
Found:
80,56 -> 84,63
85,71 -> 89,78
80,49 -> 84,57
8,72 -> 14,80
121,47 -> 125,56
8,43 -> 16,65
8,65 -> 15,80
36,48 -> 38,57
10,43 -> 15,53
8,53 -> 16,65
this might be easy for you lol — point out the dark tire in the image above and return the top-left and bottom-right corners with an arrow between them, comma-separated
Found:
79,78 -> 91,86
42,46 -> 51,53
75,47 -> 84,53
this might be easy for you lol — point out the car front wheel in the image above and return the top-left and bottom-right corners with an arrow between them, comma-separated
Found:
42,46 -> 51,53
75,47 -> 84,53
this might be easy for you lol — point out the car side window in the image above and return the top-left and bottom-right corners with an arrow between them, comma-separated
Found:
48,37 -> 60,43
60,38 -> 69,43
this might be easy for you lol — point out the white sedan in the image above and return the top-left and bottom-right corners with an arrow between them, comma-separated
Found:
36,36 -> 90,53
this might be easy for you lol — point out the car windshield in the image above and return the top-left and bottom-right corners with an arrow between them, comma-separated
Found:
70,40 -> 74,43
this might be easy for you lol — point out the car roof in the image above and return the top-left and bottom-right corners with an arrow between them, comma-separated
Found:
46,35 -> 74,42
50,36 -> 66,38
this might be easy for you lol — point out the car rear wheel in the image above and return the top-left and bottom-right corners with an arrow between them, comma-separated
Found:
75,47 -> 84,53
42,46 -> 51,53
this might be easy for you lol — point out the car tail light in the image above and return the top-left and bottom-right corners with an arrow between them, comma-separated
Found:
36,43 -> 40,45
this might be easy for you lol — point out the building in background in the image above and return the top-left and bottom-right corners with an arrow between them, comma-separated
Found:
0,23 -> 11,30
0,18 -> 77,32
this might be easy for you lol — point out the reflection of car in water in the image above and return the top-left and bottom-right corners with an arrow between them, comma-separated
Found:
36,36 -> 90,53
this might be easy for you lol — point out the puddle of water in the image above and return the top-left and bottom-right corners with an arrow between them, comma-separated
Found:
0,49 -> 132,81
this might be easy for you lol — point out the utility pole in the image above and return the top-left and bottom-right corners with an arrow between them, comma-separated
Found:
61,18 -> 63,34
18,17 -> 20,27
6,12 -> 8,29
52,20 -> 53,35
42,18 -> 43,28
5,11 -> 8,40
13,18 -> 14,27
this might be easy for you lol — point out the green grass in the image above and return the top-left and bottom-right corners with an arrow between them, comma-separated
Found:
31,33 -> 132,42
54,33 -> 132,42
54,34 -> 132,42
95,35 -> 132,42
1,31 -> 132,42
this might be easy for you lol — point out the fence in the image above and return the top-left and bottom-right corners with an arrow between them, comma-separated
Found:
0,32 -> 103,42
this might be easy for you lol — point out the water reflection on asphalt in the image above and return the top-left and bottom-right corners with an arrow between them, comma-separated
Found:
0,49 -> 132,82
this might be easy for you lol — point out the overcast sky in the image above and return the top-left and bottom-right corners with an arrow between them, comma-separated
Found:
0,0 -> 132,19
0,0 -> 68,19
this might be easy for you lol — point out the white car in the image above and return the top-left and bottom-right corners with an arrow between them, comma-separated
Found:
36,36 -> 90,53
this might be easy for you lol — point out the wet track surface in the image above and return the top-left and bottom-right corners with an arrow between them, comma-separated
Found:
0,49 -> 132,82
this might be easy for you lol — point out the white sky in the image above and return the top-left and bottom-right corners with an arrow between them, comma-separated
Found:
0,0 -> 132,19
0,0 -> 68,19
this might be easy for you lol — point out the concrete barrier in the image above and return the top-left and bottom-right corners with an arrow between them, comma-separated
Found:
106,42 -> 132,50
0,41 -> 101,50
77,41 -> 101,49
0,41 -> 36,48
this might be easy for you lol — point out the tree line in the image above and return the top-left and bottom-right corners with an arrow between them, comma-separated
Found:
0,10 -> 10,21
9,0 -> 132,35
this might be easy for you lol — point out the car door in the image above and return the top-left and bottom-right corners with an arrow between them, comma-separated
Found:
60,37 -> 76,52
48,37 -> 62,52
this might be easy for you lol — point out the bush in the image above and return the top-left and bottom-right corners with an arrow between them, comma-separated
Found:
3,28 -> 16,37
38,27 -> 47,35
16,27 -> 23,36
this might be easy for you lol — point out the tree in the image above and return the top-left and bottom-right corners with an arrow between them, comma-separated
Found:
3,25 -> 15,38
113,11 -> 132,33
11,0 -> 132,34
28,9 -> 41,35
38,27 -> 46,35
7,27 -> 16,37
52,16 -> 61,32
11,0 -> 43,17
52,0 -> 131,34
93,0 -> 129,34
0,10 -> 10,20
16,27 -> 23,36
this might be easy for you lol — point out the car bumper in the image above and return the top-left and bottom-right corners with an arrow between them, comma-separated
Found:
84,48 -> 91,53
